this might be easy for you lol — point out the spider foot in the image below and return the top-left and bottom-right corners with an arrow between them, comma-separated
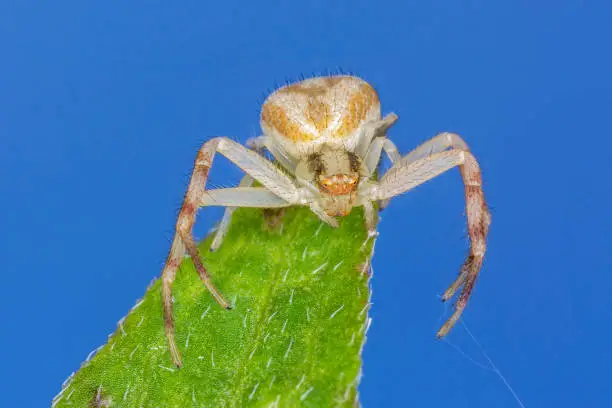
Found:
168,340 -> 183,368
210,221 -> 230,252
361,229 -> 379,250
182,234 -> 231,309
441,254 -> 474,301
436,254 -> 482,338
436,297 -> 467,338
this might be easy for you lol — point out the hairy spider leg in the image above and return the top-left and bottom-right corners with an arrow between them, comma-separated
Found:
373,145 -> 490,338
162,136 -> 300,366
438,151 -> 490,337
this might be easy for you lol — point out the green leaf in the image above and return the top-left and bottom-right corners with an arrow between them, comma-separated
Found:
53,206 -> 376,407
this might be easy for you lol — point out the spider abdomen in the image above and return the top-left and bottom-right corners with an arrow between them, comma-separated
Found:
261,76 -> 382,158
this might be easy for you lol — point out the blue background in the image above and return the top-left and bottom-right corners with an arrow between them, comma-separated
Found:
1,1 -> 611,407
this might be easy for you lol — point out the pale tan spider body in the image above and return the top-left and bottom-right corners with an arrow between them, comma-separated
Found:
160,75 -> 491,367
261,76 -> 381,158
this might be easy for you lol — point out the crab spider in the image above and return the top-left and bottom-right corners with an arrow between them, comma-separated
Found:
161,75 -> 491,367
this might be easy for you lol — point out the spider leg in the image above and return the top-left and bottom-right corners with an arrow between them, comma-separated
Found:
162,137 -> 301,367
402,132 -> 468,164
376,132 -> 468,211
212,135 -> 299,251
210,135 -> 262,252
363,200 -> 378,238
373,147 -> 490,338
354,113 -> 398,158
374,150 -> 468,201
364,136 -> 401,175
363,137 -> 402,210
309,202 -> 340,228
438,151 -> 490,337
161,236 -> 186,367
210,175 -> 255,252
249,135 -> 298,173
437,254 -> 481,337
208,186 -> 293,251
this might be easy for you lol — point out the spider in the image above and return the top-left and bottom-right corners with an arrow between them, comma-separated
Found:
160,75 -> 491,367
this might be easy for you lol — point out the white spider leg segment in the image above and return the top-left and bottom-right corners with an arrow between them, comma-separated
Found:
373,148 -> 490,338
210,174 -> 255,252
250,136 -> 298,173
363,137 -> 385,175
354,113 -> 399,158
402,132 -> 469,165
212,136 -> 267,251
363,136 -> 402,210
364,136 -> 402,175
362,200 -> 378,236
212,136 -> 297,251
378,139 -> 403,210
371,132 -> 467,209
162,137 -> 302,367
202,137 -> 300,203
207,186 -> 293,251
201,187 -> 292,208
373,150 -> 467,200
308,201 -> 340,228
382,137 -> 402,163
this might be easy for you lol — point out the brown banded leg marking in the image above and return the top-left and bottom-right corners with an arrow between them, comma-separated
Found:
162,139 -> 231,367
437,152 -> 490,337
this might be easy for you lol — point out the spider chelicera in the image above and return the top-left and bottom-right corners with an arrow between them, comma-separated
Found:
160,75 -> 491,367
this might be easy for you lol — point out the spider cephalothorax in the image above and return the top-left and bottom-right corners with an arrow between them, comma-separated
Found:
160,75 -> 491,367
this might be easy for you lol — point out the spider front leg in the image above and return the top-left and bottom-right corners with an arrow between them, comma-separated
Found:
363,137 -> 401,210
210,137 -> 259,251
162,137 -> 300,367
211,135 -> 301,251
210,174 -> 255,251
372,146 -> 490,338
437,152 -> 490,338
362,200 -> 378,238
365,132 -> 468,210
